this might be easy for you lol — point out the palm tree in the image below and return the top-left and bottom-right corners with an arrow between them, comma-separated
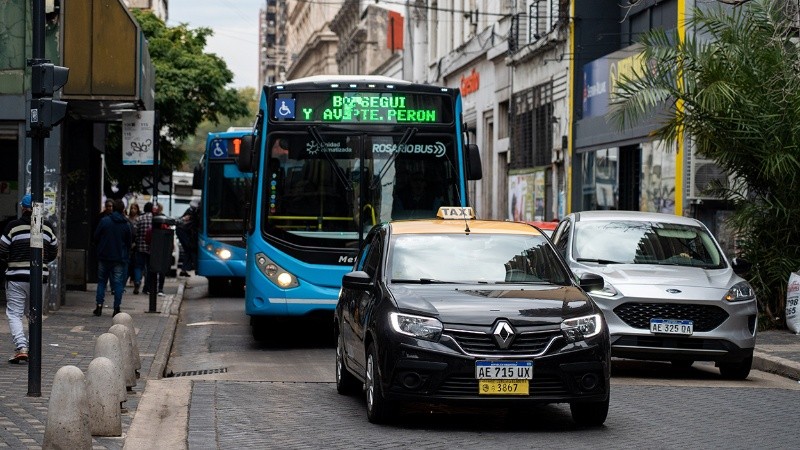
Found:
608,0 -> 800,327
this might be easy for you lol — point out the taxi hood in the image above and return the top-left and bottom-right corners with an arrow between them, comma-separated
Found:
391,284 -> 596,326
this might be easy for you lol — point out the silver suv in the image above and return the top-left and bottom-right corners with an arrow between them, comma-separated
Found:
551,211 -> 757,379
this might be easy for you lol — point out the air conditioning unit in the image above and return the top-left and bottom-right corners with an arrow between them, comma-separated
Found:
688,152 -> 731,200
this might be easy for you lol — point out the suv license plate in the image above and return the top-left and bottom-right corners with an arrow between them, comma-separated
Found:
650,318 -> 693,335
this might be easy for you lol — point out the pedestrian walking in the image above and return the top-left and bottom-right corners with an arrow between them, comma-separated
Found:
176,197 -> 199,277
151,203 -> 169,295
133,202 -> 153,295
93,199 -> 133,317
1,194 -> 59,363
126,203 -> 140,287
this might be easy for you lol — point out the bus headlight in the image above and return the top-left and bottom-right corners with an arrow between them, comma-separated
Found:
217,248 -> 232,260
255,252 -> 298,288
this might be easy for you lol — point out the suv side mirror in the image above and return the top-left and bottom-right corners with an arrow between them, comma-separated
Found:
579,273 -> 604,292
731,257 -> 752,276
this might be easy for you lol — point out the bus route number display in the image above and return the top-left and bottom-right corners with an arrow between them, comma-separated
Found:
273,92 -> 450,124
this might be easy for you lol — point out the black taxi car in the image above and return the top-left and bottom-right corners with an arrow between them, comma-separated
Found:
334,207 -> 610,426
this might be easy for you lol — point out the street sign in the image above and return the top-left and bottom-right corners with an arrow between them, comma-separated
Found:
123,111 -> 155,165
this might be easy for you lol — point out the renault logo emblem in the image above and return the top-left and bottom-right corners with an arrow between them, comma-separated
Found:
492,321 -> 515,349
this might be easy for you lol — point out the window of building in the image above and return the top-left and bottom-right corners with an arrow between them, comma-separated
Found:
510,83 -> 554,170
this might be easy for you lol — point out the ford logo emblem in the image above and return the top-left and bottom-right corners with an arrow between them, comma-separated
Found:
666,288 -> 682,294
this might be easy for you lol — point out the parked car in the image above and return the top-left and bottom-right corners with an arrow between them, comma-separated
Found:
335,207 -> 610,426
550,210 -> 757,379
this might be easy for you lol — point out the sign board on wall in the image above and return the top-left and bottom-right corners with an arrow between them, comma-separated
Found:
122,111 -> 155,165
508,169 -> 546,222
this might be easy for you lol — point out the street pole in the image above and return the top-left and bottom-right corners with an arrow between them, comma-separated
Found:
27,0 -> 46,398
149,111 -> 160,313
27,0 -> 69,396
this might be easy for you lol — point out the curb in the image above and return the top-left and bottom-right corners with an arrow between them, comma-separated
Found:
147,280 -> 185,380
753,351 -> 800,381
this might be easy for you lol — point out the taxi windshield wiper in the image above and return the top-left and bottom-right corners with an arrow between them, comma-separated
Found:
391,278 -> 456,284
577,258 -> 624,265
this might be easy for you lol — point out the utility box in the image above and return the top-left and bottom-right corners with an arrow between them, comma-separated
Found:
149,217 -> 174,274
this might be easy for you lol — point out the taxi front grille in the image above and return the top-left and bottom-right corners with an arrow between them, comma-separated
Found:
613,303 -> 729,332
436,374 -> 568,397
445,329 -> 562,355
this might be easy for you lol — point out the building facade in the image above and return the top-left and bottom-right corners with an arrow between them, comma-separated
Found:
283,0 -> 340,79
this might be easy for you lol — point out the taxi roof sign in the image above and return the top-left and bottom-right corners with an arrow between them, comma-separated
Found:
437,206 -> 475,220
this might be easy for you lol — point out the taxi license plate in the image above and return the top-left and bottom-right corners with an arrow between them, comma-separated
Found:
479,379 -> 529,395
650,318 -> 693,335
476,361 -> 532,396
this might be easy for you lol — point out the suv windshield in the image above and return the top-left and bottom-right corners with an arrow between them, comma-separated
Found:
389,234 -> 571,285
573,220 -> 725,268
263,131 -> 461,253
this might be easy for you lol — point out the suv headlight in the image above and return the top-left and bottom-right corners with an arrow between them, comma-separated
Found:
390,312 -> 443,341
561,314 -> 602,342
724,281 -> 755,302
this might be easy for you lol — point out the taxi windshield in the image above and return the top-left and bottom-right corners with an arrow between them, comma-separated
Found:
389,233 -> 571,285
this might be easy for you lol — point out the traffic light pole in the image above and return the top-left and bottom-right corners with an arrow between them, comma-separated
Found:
27,0 -> 69,397
27,0 -> 46,398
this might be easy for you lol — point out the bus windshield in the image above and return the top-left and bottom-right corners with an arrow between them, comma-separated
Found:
205,161 -> 252,237
263,131 -> 461,250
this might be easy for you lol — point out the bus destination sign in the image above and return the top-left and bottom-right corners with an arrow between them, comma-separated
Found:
273,92 -> 451,124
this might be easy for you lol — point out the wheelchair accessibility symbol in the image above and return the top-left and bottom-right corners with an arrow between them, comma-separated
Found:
210,139 -> 228,158
275,98 -> 296,119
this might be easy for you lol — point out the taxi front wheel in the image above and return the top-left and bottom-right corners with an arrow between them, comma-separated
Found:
336,332 -> 362,395
570,396 -> 609,427
366,343 -> 394,424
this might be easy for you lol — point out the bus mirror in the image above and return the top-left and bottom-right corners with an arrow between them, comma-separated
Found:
466,143 -> 482,180
237,134 -> 256,172
192,164 -> 203,191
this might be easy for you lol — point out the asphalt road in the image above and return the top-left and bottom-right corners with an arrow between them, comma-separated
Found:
164,295 -> 800,449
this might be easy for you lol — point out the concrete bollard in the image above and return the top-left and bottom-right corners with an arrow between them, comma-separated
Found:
93,333 -> 127,404
109,324 -> 136,389
86,357 -> 122,436
43,365 -> 91,450
113,312 -> 141,373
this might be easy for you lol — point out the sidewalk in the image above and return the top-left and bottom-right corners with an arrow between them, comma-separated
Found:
0,277 -> 185,449
1,281 -> 799,447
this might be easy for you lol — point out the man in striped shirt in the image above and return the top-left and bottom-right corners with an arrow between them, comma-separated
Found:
1,194 -> 59,363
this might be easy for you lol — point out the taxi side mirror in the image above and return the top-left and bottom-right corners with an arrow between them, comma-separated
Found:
579,273 -> 604,292
342,271 -> 374,290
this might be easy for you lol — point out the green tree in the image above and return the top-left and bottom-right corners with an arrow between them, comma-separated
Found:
608,0 -> 800,327
104,10 -> 249,193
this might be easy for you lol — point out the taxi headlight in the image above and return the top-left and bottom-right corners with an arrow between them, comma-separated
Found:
724,281 -> 755,302
255,252 -> 298,288
561,314 -> 602,342
390,312 -> 442,341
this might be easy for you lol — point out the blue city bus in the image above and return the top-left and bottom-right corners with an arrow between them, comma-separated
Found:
195,129 -> 253,293
236,75 -> 482,337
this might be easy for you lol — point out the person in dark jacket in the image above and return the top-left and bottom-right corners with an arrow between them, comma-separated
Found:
1,194 -> 59,363
93,199 -> 133,317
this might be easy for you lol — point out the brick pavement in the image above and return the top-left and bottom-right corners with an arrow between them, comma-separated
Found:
0,278 -> 184,449
1,278 -> 799,448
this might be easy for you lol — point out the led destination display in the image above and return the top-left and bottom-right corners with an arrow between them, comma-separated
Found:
272,91 -> 452,124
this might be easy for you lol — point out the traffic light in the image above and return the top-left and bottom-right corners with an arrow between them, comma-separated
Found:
29,63 -> 69,130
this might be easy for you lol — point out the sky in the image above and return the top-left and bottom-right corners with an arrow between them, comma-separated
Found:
167,0 -> 265,89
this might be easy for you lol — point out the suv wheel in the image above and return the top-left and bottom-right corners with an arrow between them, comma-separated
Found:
719,356 -> 752,380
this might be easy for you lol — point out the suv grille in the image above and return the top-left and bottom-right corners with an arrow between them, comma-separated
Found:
613,303 -> 729,332
445,328 -> 562,355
